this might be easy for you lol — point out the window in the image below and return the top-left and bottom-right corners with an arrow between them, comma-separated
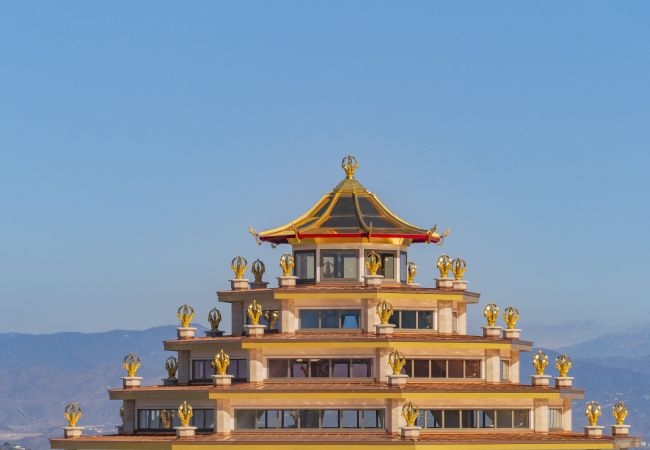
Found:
548,409 -> 562,430
321,251 -> 358,280
235,409 -> 384,430
452,311 -> 458,333
192,359 -> 247,382
299,309 -> 360,329
364,250 -> 396,279
400,251 -> 407,283
267,358 -> 372,379
500,360 -> 510,381
388,310 -> 435,330
294,250 -> 315,282
402,359 -> 482,379
137,409 -> 214,432
418,409 -> 530,430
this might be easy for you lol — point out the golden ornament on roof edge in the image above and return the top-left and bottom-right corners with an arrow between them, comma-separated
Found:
280,253 -> 294,277
178,401 -> 193,427
177,304 -> 195,328
532,350 -> 548,376
64,403 -> 82,427
247,300 -> 263,325
437,254 -> 452,278
122,352 -> 141,377
503,306 -> 519,329
365,251 -> 382,276
376,300 -> 394,325
208,307 -> 222,331
341,155 -> 359,179
165,356 -> 178,378
451,257 -> 466,280
231,256 -> 248,279
251,259 -> 265,283
555,353 -> 572,377
388,350 -> 406,375
406,261 -> 417,284
612,401 -> 628,425
483,303 -> 499,327
402,401 -> 419,427
585,401 -> 601,427
264,310 -> 279,329
212,349 -> 230,376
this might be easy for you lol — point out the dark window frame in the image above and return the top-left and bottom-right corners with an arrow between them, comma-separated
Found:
294,250 -> 316,283
299,309 -> 361,330
234,409 -> 384,430
320,250 -> 359,281
267,358 -> 373,379
136,408 -> 214,432
388,310 -> 436,330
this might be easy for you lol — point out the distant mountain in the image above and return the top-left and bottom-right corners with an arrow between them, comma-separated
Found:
558,323 -> 650,359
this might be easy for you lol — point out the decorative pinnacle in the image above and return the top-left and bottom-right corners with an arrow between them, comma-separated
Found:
365,251 -> 382,276
451,257 -> 466,280
612,401 -> 629,425
376,300 -> 394,325
532,350 -> 548,376
178,401 -> 193,427
251,259 -> 265,283
437,254 -> 452,278
555,353 -> 572,377
177,304 -> 195,328
208,307 -> 222,331
165,356 -> 179,378
64,403 -> 82,427
341,155 -> 359,179
406,261 -> 417,284
231,256 -> 248,279
264,309 -> 279,329
247,300 -> 263,325
402,401 -> 419,427
585,401 -> 601,426
483,303 -> 499,327
280,253 -> 294,277
388,349 -> 406,375
122,352 -> 141,377
503,306 -> 519,329
212,349 -> 231,376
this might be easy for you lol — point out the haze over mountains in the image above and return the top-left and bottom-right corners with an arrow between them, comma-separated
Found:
1,323 -> 648,450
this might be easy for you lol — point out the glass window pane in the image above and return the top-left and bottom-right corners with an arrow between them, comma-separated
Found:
341,410 -> 359,428
445,410 -> 461,428
299,410 -> 319,429
448,360 -> 464,378
295,251 -> 315,280
427,410 -> 443,429
431,359 -> 447,378
415,412 -> 425,428
413,359 -> 429,378
480,410 -> 495,428
235,410 -> 256,429
501,360 -> 510,381
377,410 -> 384,429
401,359 -> 413,377
282,410 -> 298,428
514,410 -> 530,429
363,410 -> 379,428
268,359 -> 288,378
204,410 -> 215,431
171,411 -> 181,428
418,311 -> 434,329
322,410 -> 339,428
321,310 -> 339,328
497,410 -> 513,428
300,310 -> 319,329
351,359 -> 370,377
342,254 -> 357,279
321,255 -> 336,279
310,359 -> 330,377
382,254 -> 395,279
400,252 -> 407,283
341,310 -> 360,328
194,410 -> 204,429
388,311 -> 400,327
266,410 -> 281,428
290,359 -> 309,378
462,410 -> 477,428
465,360 -> 481,378
332,359 -> 350,377
256,410 -> 267,429
401,311 -> 417,329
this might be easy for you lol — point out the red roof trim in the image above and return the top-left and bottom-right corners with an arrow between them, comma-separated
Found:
260,232 -> 439,244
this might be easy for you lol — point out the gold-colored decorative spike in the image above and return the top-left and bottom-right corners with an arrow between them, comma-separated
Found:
483,303 -> 499,327
555,353 -> 573,377
165,356 -> 179,378
64,403 -> 82,427
436,254 -> 452,278
388,350 -> 406,375
160,409 -> 171,429
585,401 -> 601,426
251,259 -> 265,282
280,253 -> 294,277
402,401 -> 419,427
406,262 -> 417,284
341,155 -> 359,179
612,401 -> 629,425
451,257 -> 466,280
532,350 -> 548,376
211,349 -> 230,376
427,225 -> 451,246
503,307 -> 519,329
177,304 -> 195,328
247,300 -> 262,325
178,401 -> 193,427
231,256 -> 248,279
264,310 -> 279,329
365,251 -> 382,276
208,308 -> 222,331
122,353 -> 141,377
376,300 -> 394,325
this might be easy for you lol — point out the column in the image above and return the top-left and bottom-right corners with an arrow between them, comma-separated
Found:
178,350 -> 190,385
215,399 -> 233,434
562,398 -> 573,432
281,299 -> 296,334
485,349 -> 500,383
534,398 -> 549,433
248,348 -> 264,382
121,399 -> 135,434
376,348 -> 391,382
231,302 -> 244,336
365,298 -> 376,332
456,303 -> 467,334
510,350 -> 520,383
387,398 -> 403,433
438,301 -> 453,334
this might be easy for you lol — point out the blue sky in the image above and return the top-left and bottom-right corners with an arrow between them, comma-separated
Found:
1,1 -> 649,335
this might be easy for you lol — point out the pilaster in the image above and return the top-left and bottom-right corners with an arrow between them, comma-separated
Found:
485,349 -> 500,383
510,350 -> 520,383
438,301 -> 453,334
215,399 -> 233,434
121,399 -> 135,434
231,302 -> 244,336
280,299 -> 296,334
456,302 -> 467,334
178,350 -> 190,385
534,398 -> 549,433
387,398 -> 403,433
376,348 -> 391,381
248,348 -> 264,382
562,398 -> 573,432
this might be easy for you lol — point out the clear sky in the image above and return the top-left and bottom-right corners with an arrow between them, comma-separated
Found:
1,1 -> 649,335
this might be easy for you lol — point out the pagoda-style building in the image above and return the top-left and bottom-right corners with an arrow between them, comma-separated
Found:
51,156 -> 640,450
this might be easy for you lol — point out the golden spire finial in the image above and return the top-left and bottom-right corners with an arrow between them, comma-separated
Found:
264,310 -> 279,329
178,401 -> 193,427
280,253 -> 294,277
64,403 -> 82,427
388,350 -> 406,375
365,251 -> 382,276
532,350 -> 548,376
402,402 -> 419,427
451,257 -> 466,280
406,262 -> 417,284
436,254 -> 452,278
483,303 -> 499,327
247,300 -> 263,325
122,352 -> 141,377
160,410 -> 171,429
341,155 -> 359,179
585,401 -> 601,426
231,256 -> 248,279
502,306 -> 519,329
177,304 -> 195,328
251,259 -> 265,283
376,300 -> 394,325
555,353 -> 573,377
612,401 -> 628,425
165,356 -> 178,378
208,307 -> 222,331
211,349 -> 230,376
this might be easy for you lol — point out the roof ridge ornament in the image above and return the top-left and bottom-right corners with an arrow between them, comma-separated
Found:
341,155 -> 359,179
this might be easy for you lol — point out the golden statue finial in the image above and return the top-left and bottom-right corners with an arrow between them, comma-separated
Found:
402,401 -> 419,427
280,253 -> 294,277
365,251 -> 382,276
231,256 -> 248,279
376,300 -> 394,325
427,224 -> 451,246
451,257 -> 466,280
165,356 -> 178,378
555,353 -> 572,377
612,401 -> 628,425
532,350 -> 548,376
251,259 -> 265,283
585,401 -> 601,426
177,304 -> 195,328
160,409 -> 171,429
341,155 -> 359,179
64,403 -> 82,427
247,300 -> 263,325
483,303 -> 499,327
211,349 -> 230,376
264,310 -> 279,329
122,353 -> 141,377
406,261 -> 417,284
208,307 -> 222,331
436,254 -> 452,278
502,306 -> 519,329
388,350 -> 406,375
178,401 -> 193,427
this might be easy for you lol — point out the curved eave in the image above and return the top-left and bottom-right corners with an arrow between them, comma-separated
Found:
260,232 -> 439,244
